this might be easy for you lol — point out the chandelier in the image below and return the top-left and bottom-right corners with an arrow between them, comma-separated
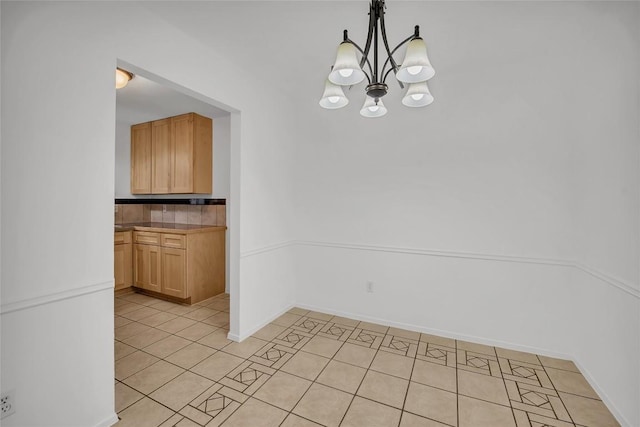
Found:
319,0 -> 435,118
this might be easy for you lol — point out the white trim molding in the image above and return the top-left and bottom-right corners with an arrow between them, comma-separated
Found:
240,240 -> 296,258
95,413 -> 119,427
227,303 -> 294,342
237,239 -> 640,298
0,280 -> 114,315
294,240 -> 640,299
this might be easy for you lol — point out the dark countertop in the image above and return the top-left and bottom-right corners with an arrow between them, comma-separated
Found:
115,222 -> 226,234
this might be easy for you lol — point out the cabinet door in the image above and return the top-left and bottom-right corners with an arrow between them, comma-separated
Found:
148,245 -> 162,293
133,243 -> 161,293
131,122 -> 152,194
133,244 -> 149,288
114,244 -> 126,290
170,114 -> 194,193
151,119 -> 171,194
161,248 -> 187,298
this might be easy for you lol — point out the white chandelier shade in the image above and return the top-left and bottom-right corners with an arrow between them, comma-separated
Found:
319,0 -> 435,117
402,81 -> 434,107
396,38 -> 435,83
319,80 -> 349,109
328,42 -> 366,86
360,97 -> 388,118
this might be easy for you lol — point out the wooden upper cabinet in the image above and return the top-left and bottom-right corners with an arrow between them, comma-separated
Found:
130,113 -> 212,195
151,119 -> 171,194
171,114 -> 195,194
130,122 -> 152,194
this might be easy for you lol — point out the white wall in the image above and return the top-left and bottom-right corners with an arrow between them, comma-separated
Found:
294,2 -> 639,425
0,2 -> 298,426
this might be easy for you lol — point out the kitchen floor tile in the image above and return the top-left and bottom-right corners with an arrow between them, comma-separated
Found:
333,342 -> 377,368
293,383 -> 353,427
399,411 -> 451,426
116,396 -> 175,427
222,336 -> 268,359
175,322 -> 218,341
164,342 -> 217,369
143,335 -> 191,359
546,367 -> 600,399
404,382 -> 458,426
115,351 -> 160,380
301,335 -> 344,358
252,323 -> 287,341
458,395 -> 516,427
538,355 -> 580,373
122,360 -> 184,394
560,392 -> 620,427
280,350 -> 329,381
115,382 -> 144,412
155,316 -> 198,334
341,396 -> 402,427
357,370 -> 409,409
190,351 -> 244,381
220,397 -> 287,427
112,292 -> 619,427
253,370 -> 312,411
411,358 -> 457,392
122,328 -> 171,349
457,368 -> 510,405
316,360 -> 367,394
198,329 -> 232,349
280,413 -> 323,427
370,350 -> 415,379
148,371 -> 214,411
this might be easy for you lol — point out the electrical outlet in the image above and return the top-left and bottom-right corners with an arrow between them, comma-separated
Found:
163,204 -> 167,213
366,281 -> 374,293
1,390 -> 16,419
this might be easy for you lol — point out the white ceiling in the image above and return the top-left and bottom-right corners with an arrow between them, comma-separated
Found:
141,1 -> 442,112
116,73 -> 230,126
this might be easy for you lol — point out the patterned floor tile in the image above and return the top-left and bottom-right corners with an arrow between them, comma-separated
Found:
113,292 -> 619,427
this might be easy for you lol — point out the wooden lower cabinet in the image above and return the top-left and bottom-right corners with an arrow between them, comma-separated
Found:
161,247 -> 187,298
131,229 -> 224,304
133,243 -> 162,293
114,231 -> 133,291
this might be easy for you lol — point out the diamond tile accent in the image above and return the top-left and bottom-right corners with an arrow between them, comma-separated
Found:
114,294 -> 618,427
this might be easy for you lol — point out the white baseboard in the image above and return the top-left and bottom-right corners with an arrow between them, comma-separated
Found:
95,413 -> 119,427
227,302 -> 294,342
572,360 -> 632,427
295,302 -> 574,360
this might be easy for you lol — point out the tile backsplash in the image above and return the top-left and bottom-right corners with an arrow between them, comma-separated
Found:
115,203 -> 226,227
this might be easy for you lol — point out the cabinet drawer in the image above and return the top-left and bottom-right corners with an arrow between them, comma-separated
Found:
114,231 -> 131,245
161,233 -> 186,249
134,231 -> 160,245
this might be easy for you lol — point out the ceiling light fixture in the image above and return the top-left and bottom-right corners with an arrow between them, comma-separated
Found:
115,68 -> 134,89
319,0 -> 435,118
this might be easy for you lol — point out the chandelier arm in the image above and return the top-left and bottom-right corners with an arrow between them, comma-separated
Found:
346,38 -> 374,83
378,7 -> 399,79
380,33 -> 416,85
358,1 -> 376,70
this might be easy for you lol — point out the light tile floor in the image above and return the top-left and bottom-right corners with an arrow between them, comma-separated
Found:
114,292 -> 619,427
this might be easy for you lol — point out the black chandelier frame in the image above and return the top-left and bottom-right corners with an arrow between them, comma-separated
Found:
341,0 -> 422,99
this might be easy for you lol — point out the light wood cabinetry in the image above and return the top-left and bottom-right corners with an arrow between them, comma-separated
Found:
131,228 -> 224,303
114,231 -> 133,291
161,248 -> 187,298
130,113 -> 212,195
130,123 -> 152,194
133,242 -> 162,293
151,118 -> 171,194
